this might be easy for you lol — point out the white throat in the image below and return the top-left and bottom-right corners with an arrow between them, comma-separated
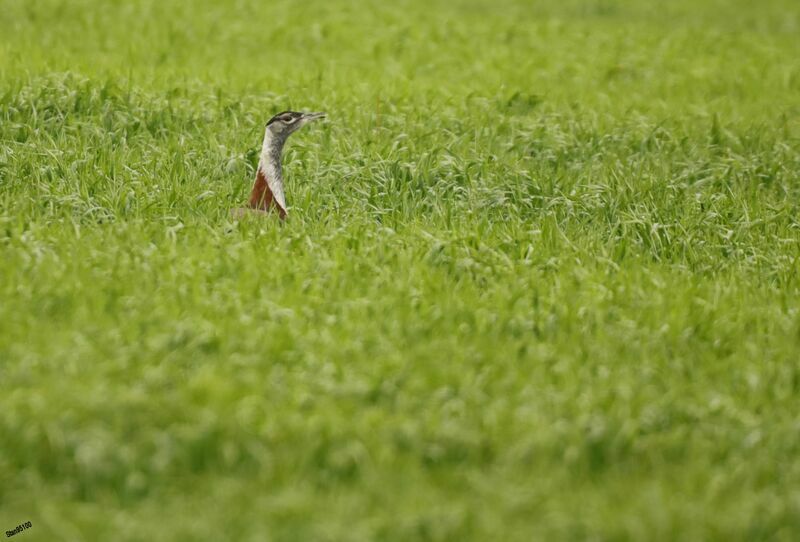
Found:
258,128 -> 287,212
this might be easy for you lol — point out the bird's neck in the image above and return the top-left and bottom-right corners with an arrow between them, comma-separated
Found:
248,130 -> 286,217
258,130 -> 284,184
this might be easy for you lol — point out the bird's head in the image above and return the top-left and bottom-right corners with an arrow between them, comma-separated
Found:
265,110 -> 326,141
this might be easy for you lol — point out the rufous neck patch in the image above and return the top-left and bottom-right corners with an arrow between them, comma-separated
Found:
248,168 -> 286,219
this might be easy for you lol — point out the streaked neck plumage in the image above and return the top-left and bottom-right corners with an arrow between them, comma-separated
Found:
248,128 -> 288,218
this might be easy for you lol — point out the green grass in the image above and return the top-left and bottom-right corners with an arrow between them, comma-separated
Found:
1,0 -> 800,540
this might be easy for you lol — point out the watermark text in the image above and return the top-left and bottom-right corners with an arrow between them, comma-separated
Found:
5,521 -> 32,538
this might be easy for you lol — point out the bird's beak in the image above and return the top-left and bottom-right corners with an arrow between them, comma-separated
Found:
303,112 -> 326,122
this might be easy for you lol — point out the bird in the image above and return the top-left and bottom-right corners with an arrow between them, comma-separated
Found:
232,110 -> 326,220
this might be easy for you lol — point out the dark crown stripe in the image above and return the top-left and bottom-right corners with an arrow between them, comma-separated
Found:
266,110 -> 302,126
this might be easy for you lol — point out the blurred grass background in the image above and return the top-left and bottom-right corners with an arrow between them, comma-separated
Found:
1,0 -> 799,540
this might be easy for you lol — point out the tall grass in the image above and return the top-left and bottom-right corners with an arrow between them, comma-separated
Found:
1,0 -> 799,540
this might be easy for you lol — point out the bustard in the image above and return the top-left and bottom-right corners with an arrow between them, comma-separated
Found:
233,110 -> 325,219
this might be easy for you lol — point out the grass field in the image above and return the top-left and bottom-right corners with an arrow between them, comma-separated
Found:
1,0 -> 800,540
